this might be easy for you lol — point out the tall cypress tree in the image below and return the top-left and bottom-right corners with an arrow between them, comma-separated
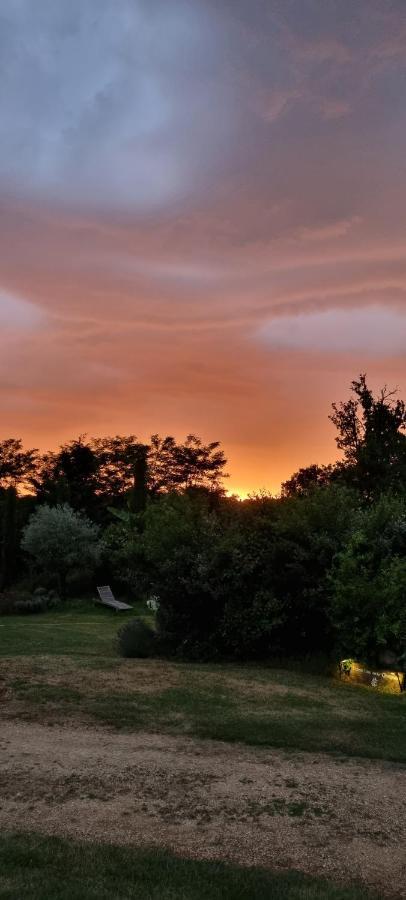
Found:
1,485 -> 18,589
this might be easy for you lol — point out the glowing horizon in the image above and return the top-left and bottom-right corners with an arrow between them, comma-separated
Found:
0,1 -> 405,494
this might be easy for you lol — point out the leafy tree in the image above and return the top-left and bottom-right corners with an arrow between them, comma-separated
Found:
245,485 -> 356,655
329,494 -> 406,677
91,435 -> 144,499
21,504 -> 102,600
35,437 -> 100,513
93,433 -> 227,500
115,491 -> 279,659
57,438 -> 99,508
118,486 -> 354,661
281,464 -> 336,497
139,493 -> 224,656
0,438 -> 38,492
330,374 -> 406,496
33,433 -> 228,518
147,434 -> 227,494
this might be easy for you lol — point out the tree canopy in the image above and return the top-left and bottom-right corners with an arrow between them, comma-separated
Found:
2,375 -> 406,674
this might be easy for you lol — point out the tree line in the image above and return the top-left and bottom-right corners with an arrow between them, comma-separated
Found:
1,375 -> 406,681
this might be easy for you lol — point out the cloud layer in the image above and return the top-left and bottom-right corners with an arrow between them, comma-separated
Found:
0,0 -> 406,492
260,308 -> 406,356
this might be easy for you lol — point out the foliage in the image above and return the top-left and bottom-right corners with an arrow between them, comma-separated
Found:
0,586 -> 59,616
266,485 -> 357,655
140,493 -> 227,657
147,433 -> 227,494
33,433 -> 228,520
13,597 -> 47,615
0,438 -> 38,492
2,373 -> 406,665
329,494 -> 406,667
120,486 -> 355,660
330,374 -> 406,496
281,464 -> 336,497
21,504 -> 102,600
33,437 -> 100,513
117,618 -> 156,658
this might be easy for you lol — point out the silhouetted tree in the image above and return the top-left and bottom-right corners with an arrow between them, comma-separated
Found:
35,438 -> 99,513
0,485 -> 18,588
330,374 -> 406,496
130,443 -> 149,515
148,434 -> 227,494
281,464 -> 335,498
91,435 -> 142,499
0,438 -> 37,493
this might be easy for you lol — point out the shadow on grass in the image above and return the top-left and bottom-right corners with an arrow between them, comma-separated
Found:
0,831 -> 378,900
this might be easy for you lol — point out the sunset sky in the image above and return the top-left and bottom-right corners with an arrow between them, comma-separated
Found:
1,1 -> 406,495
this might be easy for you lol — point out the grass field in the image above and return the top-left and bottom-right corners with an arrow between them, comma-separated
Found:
1,602 -> 405,764
0,832 -> 377,900
1,602 -> 405,899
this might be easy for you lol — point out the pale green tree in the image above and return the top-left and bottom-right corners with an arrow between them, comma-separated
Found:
21,504 -> 102,600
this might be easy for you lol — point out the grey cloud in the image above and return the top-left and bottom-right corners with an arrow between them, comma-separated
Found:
2,0 -> 405,220
0,0 -> 235,211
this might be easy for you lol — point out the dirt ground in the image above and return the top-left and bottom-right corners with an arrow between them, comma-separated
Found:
1,721 -> 405,898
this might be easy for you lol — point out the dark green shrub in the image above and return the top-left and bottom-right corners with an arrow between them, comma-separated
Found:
329,494 -> 406,666
138,489 -> 355,661
45,589 -> 61,609
0,589 -> 34,615
14,597 -> 47,615
117,618 -> 156,658
32,587 -> 61,609
3,586 -> 60,615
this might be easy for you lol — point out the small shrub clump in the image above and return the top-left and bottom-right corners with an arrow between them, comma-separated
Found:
0,586 -> 61,616
117,618 -> 156,658
13,597 -> 46,615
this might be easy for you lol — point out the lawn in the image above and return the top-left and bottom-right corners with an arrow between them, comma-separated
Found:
1,603 -> 404,900
1,602 -> 405,764
0,600 -> 138,657
0,832 -> 378,900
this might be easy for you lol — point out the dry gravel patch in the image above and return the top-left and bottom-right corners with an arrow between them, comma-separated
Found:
0,721 -> 405,897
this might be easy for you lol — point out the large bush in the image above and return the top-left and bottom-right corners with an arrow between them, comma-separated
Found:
119,488 -> 355,661
329,495 -> 406,667
21,504 -> 102,600
266,485 -> 357,655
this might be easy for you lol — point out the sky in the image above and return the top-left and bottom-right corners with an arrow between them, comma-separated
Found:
0,0 -> 406,496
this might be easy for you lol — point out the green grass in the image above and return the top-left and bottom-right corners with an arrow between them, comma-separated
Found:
0,832 -> 377,900
84,675 -> 406,763
1,602 -> 405,763
0,600 -> 139,658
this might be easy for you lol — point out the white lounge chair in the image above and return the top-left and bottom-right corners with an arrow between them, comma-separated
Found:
96,585 -> 133,612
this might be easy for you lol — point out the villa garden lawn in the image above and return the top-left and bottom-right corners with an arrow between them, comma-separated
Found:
0,601 -> 405,899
